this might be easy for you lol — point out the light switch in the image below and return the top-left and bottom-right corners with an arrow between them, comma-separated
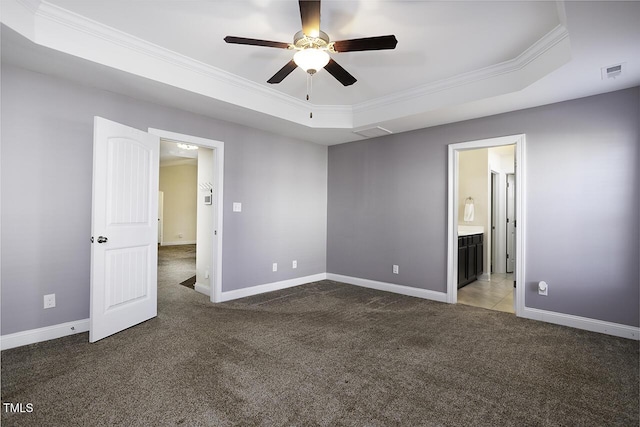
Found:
233,202 -> 242,212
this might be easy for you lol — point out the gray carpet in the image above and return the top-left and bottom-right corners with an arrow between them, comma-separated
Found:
1,246 -> 638,426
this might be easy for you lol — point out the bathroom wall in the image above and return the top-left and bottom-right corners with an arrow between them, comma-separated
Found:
459,149 -> 490,275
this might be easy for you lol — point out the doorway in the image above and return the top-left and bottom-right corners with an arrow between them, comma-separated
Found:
158,141 -> 200,291
150,128 -> 225,303
446,135 -> 526,316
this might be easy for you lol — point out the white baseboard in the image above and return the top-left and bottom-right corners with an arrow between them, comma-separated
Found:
1,318 -> 89,351
327,274 -> 448,303
194,282 -> 210,296
521,307 -> 639,340
160,240 -> 196,246
218,273 -> 327,302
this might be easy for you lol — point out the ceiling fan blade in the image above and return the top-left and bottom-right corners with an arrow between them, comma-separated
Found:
267,60 -> 298,84
332,35 -> 398,52
324,58 -> 357,86
299,0 -> 321,37
224,36 -> 290,49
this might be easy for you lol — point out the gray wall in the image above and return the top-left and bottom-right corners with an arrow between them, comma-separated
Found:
1,64 -> 327,335
328,87 -> 640,327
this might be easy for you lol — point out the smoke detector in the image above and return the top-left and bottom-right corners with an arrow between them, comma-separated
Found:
601,63 -> 625,80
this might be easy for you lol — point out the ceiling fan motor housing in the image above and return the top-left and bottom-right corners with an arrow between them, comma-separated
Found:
293,30 -> 330,50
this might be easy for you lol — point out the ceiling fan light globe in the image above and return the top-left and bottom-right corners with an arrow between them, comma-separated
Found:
293,49 -> 330,73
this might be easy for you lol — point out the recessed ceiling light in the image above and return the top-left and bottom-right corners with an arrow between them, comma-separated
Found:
177,143 -> 198,150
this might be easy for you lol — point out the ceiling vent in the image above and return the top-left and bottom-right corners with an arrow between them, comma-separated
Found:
601,63 -> 625,80
353,126 -> 393,138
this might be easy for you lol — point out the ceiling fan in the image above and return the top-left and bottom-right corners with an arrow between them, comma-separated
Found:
224,0 -> 398,87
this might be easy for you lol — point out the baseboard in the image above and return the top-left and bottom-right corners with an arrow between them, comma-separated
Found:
326,274 -> 448,303
478,273 -> 490,281
521,307 -> 639,340
194,282 -> 210,296
1,318 -> 89,351
161,240 -> 196,246
218,273 -> 327,302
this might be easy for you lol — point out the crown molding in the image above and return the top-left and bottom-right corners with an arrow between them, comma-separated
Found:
33,1 -> 310,108
2,0 -> 571,134
15,0 -> 41,14
353,24 -> 570,120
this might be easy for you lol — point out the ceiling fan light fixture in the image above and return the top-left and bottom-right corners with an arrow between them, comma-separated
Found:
294,48 -> 330,74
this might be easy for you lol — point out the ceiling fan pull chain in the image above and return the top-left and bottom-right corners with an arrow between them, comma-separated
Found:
307,73 -> 314,119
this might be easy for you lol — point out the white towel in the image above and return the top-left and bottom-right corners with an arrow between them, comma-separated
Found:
463,201 -> 474,222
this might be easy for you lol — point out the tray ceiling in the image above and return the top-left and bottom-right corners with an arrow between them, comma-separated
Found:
2,1 -> 639,145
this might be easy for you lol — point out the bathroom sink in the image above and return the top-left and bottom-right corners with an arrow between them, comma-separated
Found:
458,225 -> 484,236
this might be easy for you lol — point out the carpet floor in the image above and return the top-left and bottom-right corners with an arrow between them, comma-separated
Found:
1,246 -> 638,426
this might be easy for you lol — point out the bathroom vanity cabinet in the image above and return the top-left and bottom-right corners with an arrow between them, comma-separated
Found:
457,233 -> 483,288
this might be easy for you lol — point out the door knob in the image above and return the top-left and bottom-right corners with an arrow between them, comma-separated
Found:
97,236 -> 108,244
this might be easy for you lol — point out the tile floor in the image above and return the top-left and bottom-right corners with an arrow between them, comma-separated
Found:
457,273 -> 515,313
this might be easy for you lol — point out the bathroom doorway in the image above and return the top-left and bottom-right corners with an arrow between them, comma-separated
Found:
446,135 -> 526,316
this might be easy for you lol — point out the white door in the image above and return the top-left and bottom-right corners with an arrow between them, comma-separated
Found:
90,117 -> 159,342
506,173 -> 515,273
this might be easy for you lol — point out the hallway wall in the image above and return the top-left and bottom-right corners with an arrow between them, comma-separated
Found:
159,163 -> 198,245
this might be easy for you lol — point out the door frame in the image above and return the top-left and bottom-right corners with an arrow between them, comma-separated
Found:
149,128 -> 224,303
158,190 -> 164,245
490,171 -> 498,274
446,134 -> 526,316
505,173 -> 516,274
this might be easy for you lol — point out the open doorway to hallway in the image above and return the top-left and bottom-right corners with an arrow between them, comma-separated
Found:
158,139 -> 215,296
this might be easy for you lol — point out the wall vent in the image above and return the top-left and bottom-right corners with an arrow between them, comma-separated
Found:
353,126 -> 393,138
601,63 -> 625,80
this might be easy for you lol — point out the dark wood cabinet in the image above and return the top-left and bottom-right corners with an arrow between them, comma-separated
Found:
457,233 -> 483,289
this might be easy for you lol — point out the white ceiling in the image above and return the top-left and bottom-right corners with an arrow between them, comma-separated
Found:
160,139 -> 198,165
1,1 -> 639,145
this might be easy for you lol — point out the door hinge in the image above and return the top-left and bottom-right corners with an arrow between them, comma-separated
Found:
506,218 -> 509,223
90,236 -> 94,243
214,230 -> 217,236
506,254 -> 509,259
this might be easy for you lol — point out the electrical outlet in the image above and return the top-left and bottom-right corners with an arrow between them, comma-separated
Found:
204,270 -> 209,279
272,263 -> 278,272
393,265 -> 399,274
538,281 -> 548,296
292,260 -> 297,269
44,294 -> 56,309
